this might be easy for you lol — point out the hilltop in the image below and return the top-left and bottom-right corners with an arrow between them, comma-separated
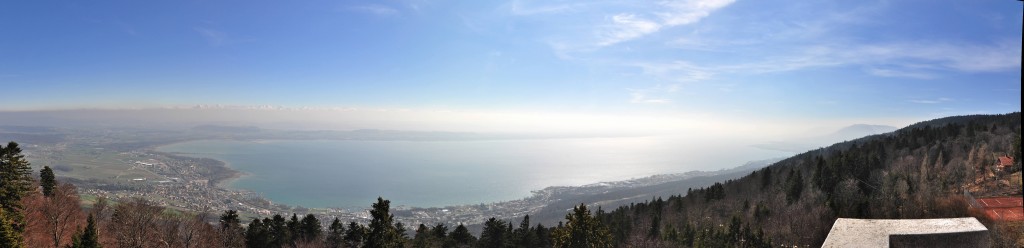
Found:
592,112 -> 1021,247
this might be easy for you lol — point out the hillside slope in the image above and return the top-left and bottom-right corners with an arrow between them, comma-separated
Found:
596,112 -> 1021,247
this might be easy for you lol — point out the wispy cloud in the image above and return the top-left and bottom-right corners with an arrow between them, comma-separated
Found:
598,14 -> 661,46
535,0 -> 736,56
612,36 -> 1020,91
194,27 -> 228,46
349,4 -> 400,16
865,68 -> 935,79
655,0 -> 735,26
648,40 -> 1022,80
598,0 -> 734,47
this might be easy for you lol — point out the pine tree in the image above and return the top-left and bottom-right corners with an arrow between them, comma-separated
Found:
244,218 -> 269,248
40,166 -> 56,197
219,210 -> 245,248
299,214 -> 322,242
412,224 -> 431,248
450,224 -> 475,247
514,215 -> 537,248
478,217 -> 511,248
0,207 -> 23,248
534,224 -> 552,248
69,214 -> 101,248
287,213 -> 300,244
269,215 -> 290,247
325,218 -> 345,248
551,204 -> 612,248
367,197 -> 404,248
0,142 -> 33,233
786,170 -> 804,204
343,222 -> 366,248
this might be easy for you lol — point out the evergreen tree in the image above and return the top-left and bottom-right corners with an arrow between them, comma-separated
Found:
761,167 -> 772,188
0,142 -> 32,234
786,170 -> 804,204
287,213 -> 300,244
478,217 -> 510,248
394,222 -> 409,240
299,214 -> 322,242
430,223 -> 448,240
534,224 -> 552,248
450,224 -> 475,247
513,215 -> 537,248
0,207 -> 23,248
551,204 -> 612,248
40,166 -> 56,197
68,214 -> 101,248
366,197 -> 404,248
244,218 -> 269,248
220,210 -> 241,230
412,224 -> 431,248
219,210 -> 245,248
269,215 -> 290,247
343,222 -> 366,248
326,218 -> 345,248
435,223 -> 457,248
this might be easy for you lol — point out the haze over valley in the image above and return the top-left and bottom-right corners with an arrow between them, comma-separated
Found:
0,0 -> 1020,247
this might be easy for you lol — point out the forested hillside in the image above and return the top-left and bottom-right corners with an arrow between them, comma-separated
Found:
1,113 -> 1020,247
596,112 -> 1022,247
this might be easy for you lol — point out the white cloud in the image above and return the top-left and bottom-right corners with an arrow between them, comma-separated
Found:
596,0 -> 734,47
598,14 -> 662,46
655,0 -> 735,26
535,0 -> 736,54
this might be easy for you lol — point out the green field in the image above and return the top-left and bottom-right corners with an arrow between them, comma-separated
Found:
30,144 -> 164,183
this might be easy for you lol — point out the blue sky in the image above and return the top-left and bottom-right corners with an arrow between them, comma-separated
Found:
0,0 -> 1020,134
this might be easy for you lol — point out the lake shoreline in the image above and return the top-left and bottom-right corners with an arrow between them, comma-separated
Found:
149,138 -> 788,223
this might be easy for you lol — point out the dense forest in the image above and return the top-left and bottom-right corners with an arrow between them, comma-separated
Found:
1,112 -> 1021,247
595,112 -> 1022,247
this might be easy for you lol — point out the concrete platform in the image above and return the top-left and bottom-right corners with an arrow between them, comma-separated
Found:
822,217 -> 989,248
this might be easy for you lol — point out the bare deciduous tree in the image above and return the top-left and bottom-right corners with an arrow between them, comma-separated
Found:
22,183 -> 84,248
108,198 -> 164,248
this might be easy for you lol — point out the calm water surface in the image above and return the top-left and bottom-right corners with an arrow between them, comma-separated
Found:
157,137 -> 790,208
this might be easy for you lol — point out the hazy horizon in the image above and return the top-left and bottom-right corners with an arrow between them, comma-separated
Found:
0,0 -> 1020,139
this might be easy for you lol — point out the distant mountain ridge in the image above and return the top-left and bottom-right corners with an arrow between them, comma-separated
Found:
753,123 -> 898,153
830,124 -> 899,140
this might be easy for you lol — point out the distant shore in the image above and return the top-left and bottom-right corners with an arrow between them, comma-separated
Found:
152,146 -> 239,188
146,138 -> 784,227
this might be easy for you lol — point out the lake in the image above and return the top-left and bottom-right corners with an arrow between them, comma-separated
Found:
156,136 -> 791,208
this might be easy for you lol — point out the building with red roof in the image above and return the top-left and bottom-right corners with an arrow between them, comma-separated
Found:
996,155 -> 1015,171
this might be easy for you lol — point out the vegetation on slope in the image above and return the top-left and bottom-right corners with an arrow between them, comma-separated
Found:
594,112 -> 1021,247
1,113 -> 1021,247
